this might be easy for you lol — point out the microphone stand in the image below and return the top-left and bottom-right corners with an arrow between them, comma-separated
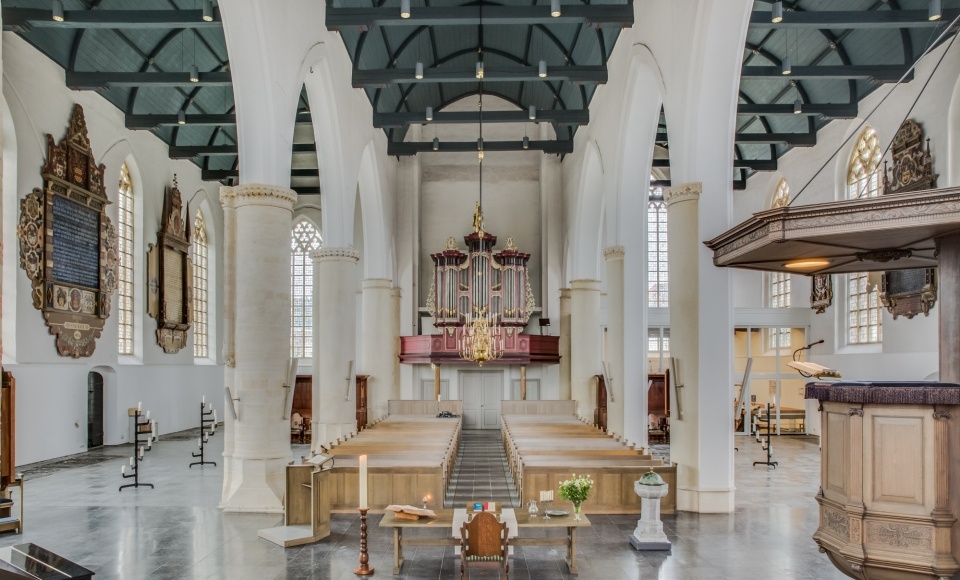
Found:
792,340 -> 824,377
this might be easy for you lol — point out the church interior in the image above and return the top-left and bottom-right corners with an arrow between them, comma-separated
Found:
0,0 -> 958,578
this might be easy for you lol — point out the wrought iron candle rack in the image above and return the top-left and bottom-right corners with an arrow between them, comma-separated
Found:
190,401 -> 217,468
120,408 -> 155,491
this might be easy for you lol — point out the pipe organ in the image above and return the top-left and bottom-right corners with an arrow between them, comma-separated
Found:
428,232 -> 534,329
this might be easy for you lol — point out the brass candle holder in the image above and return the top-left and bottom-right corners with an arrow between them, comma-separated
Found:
354,508 -> 374,576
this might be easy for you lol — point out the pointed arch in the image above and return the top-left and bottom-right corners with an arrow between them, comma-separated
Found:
847,127 -> 882,200
291,217 -> 323,358
568,140 -> 605,282
193,210 -> 210,359
772,177 -> 790,209
357,140 -> 394,281
117,161 -> 136,356
845,127 -> 883,345
2,94 -> 18,362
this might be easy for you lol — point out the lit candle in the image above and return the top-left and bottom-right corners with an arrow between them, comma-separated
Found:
359,454 -> 368,509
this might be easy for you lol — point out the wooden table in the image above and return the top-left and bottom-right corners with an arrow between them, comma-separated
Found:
379,508 -> 591,574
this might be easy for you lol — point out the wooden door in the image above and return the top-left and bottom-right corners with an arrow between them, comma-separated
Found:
481,373 -> 501,429
355,375 -> 368,431
292,376 -> 312,421
595,374 -> 607,431
647,371 -> 670,422
87,372 -> 103,449
462,372 -> 483,429
1,371 -> 14,486
461,371 -> 503,429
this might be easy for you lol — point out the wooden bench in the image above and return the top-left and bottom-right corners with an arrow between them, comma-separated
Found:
325,409 -> 461,512
500,407 -> 677,515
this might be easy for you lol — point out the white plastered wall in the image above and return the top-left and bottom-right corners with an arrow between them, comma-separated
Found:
2,32 -> 226,465
732,32 -> 960,384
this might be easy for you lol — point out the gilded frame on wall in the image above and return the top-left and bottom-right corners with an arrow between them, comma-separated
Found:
876,120 -> 939,319
17,105 -> 118,358
810,274 -> 832,314
147,177 -> 192,353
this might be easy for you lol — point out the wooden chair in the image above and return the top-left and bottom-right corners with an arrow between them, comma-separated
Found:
460,511 -> 509,579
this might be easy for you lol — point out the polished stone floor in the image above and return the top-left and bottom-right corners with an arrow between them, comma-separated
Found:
0,428 -> 846,579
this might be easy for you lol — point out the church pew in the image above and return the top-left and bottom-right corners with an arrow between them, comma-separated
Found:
501,412 -> 676,514
325,411 -> 461,512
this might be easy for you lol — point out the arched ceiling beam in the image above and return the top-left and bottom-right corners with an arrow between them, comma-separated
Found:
749,8 -> 957,28
737,91 -> 777,161
325,4 -> 633,28
375,46 -> 571,113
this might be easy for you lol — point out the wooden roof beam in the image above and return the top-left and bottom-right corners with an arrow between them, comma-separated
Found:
737,103 -> 858,118
353,66 -> 606,88
67,71 -> 232,89
387,140 -> 574,155
741,65 -> 911,82
126,111 -> 311,129
326,5 -> 633,29
172,143 -> 316,158
750,9 -> 960,28
373,109 -> 589,127
2,8 -> 222,30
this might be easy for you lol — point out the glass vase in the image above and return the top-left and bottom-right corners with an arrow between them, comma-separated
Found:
573,502 -> 582,521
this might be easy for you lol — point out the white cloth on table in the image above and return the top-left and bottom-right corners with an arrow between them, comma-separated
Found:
453,508 -> 517,555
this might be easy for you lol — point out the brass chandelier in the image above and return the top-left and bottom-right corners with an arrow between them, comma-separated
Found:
456,2 -> 504,366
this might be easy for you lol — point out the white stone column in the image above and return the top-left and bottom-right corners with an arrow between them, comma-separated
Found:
666,182 -> 734,513
219,184 -> 297,513
622,185 -> 648,447
604,247 -> 625,437
559,288 -> 572,400
940,235 -> 960,383
361,278 -> 398,423
220,187 -> 238,494
313,248 -> 360,449
397,126 -> 422,399
569,280 -> 601,420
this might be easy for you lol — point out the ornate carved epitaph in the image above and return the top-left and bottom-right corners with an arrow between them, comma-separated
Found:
878,119 -> 938,319
147,176 -> 192,353
810,274 -> 832,314
16,105 -> 118,357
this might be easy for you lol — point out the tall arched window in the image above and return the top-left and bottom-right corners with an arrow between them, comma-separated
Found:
847,127 -> 882,199
192,211 -> 209,358
769,177 -> 791,347
291,220 -> 323,358
647,180 -> 668,307
117,163 -> 134,355
847,127 -> 883,344
772,178 -> 790,208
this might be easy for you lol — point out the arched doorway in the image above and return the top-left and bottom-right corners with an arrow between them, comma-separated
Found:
87,372 -> 103,448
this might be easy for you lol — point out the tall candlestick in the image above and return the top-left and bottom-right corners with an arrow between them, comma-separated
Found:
359,454 -> 368,509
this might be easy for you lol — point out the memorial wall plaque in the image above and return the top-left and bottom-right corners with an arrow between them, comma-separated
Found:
17,105 -> 118,358
147,176 -> 192,354
878,119 -> 939,319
